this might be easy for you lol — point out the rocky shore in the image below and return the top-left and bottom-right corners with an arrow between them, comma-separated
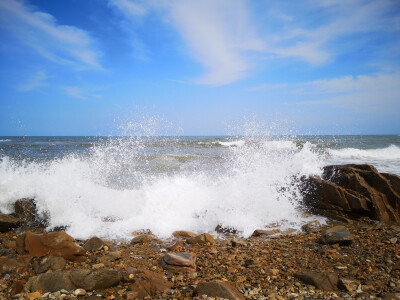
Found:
1,164 -> 399,299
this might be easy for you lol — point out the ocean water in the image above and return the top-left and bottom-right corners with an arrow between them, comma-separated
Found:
0,135 -> 399,240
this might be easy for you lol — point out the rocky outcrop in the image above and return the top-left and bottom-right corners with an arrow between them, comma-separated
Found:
14,198 -> 47,227
0,214 -> 20,232
16,231 -> 86,262
301,164 -> 400,222
295,272 -> 339,291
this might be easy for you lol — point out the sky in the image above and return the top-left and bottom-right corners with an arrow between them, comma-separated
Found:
0,0 -> 399,136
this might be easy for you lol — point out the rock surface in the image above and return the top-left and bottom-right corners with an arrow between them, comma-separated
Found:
301,164 -> 400,222
187,233 -> 214,245
16,231 -> 86,262
160,252 -> 196,272
83,236 -> 105,252
130,269 -> 172,298
32,256 -> 65,274
295,272 -> 339,291
131,234 -> 161,245
195,280 -> 245,300
302,220 -> 322,233
0,214 -> 20,232
321,225 -> 354,245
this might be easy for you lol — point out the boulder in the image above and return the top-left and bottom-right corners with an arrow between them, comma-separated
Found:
195,280 -> 245,300
130,269 -> 172,298
0,214 -> 20,232
160,252 -> 196,272
167,240 -> 186,252
251,229 -> 280,237
301,164 -> 400,223
302,220 -> 322,233
321,225 -> 353,245
338,278 -> 361,292
16,231 -> 86,262
295,272 -> 338,291
25,269 -> 122,292
83,237 -> 105,252
131,234 -> 161,245
187,233 -> 214,245
33,256 -> 66,274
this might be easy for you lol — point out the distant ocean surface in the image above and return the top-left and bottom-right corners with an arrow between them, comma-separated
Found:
1,135 -> 399,240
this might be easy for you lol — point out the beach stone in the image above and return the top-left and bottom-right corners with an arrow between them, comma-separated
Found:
321,225 -> 353,245
195,280 -> 245,300
167,240 -> 186,252
301,164 -> 400,223
338,278 -> 361,292
295,272 -> 339,291
302,220 -> 322,233
172,230 -> 197,238
131,234 -> 161,245
251,229 -> 280,237
25,269 -> 122,292
16,231 -> 86,262
33,256 -> 66,274
0,214 -> 20,232
187,233 -> 215,245
83,237 -> 105,252
130,269 -> 172,298
99,251 -> 121,263
10,280 -> 26,296
160,252 -> 196,272
0,255 -> 31,274
215,224 -> 238,234
73,288 -> 86,296
25,271 -> 75,292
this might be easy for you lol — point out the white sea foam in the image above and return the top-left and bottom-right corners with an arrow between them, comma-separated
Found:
0,137 -> 324,240
214,140 -> 246,147
0,139 -> 11,142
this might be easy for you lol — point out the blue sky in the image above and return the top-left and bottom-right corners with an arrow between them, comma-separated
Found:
0,0 -> 399,136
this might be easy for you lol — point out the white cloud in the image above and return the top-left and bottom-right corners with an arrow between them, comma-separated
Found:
0,0 -> 102,69
64,86 -> 87,100
18,71 -> 48,91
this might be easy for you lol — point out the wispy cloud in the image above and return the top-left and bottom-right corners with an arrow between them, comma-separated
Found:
18,70 -> 48,91
64,86 -> 87,99
0,0 -> 102,69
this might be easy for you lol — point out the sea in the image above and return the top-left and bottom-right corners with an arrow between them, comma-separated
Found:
1,135 -> 399,240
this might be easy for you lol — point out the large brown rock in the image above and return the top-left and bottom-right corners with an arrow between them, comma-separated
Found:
195,280 -> 245,300
25,269 -> 122,292
187,233 -> 215,245
321,225 -> 353,245
301,164 -> 400,222
160,252 -> 196,272
130,269 -> 172,299
16,231 -> 86,262
295,272 -> 338,291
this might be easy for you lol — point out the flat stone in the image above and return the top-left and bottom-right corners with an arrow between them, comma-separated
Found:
160,252 -> 196,272
321,226 -> 354,245
251,229 -> 280,237
295,272 -> 339,291
338,278 -> 360,292
99,251 -> 121,263
195,280 -> 245,300
187,233 -> 215,245
172,231 -> 197,238
130,269 -> 172,298
131,234 -> 161,245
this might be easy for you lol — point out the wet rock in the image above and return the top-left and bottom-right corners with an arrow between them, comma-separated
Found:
14,198 -> 47,227
321,225 -> 353,245
0,256 -> 31,274
131,234 -> 161,245
167,240 -> 186,252
0,214 -> 20,232
195,280 -> 245,300
16,231 -> 86,262
99,251 -> 121,263
172,230 -> 197,238
215,224 -> 238,234
301,164 -> 400,222
251,229 -> 280,237
33,256 -> 66,274
83,237 -> 105,252
130,269 -> 172,298
25,269 -> 122,292
187,233 -> 215,245
302,220 -> 322,233
338,278 -> 360,292
160,252 -> 196,272
295,272 -> 339,291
